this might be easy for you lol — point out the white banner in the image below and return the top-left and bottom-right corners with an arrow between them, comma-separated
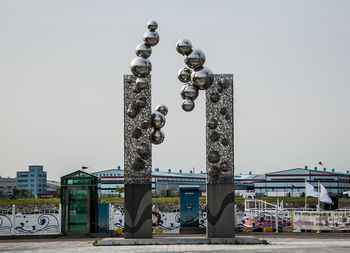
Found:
293,211 -> 350,231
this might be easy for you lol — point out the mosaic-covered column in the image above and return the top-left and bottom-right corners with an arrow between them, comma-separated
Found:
124,74 -> 152,238
206,74 -> 234,238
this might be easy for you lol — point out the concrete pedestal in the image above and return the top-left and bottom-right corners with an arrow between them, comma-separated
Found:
124,184 -> 152,238
206,184 -> 235,238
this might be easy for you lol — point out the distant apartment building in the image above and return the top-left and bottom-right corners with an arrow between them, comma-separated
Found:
0,177 -> 16,197
16,165 -> 47,196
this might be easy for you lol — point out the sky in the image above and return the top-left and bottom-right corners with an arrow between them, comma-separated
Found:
0,0 -> 350,181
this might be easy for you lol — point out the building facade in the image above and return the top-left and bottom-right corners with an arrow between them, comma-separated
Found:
92,166 -> 259,197
46,180 -> 60,193
16,165 -> 47,196
0,177 -> 16,197
254,166 -> 350,197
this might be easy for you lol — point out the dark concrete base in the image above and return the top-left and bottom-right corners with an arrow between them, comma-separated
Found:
95,236 -> 264,246
124,184 -> 152,238
180,227 -> 206,234
207,183 -> 235,238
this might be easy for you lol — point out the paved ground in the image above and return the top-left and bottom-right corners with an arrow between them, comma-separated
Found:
1,233 -> 350,252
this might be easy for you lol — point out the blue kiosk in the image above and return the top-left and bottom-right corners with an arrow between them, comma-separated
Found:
179,185 -> 204,233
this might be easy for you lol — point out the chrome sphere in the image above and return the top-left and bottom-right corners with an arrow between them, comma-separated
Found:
208,150 -> 221,163
127,104 -> 138,118
180,84 -> 198,100
155,104 -> 168,116
136,143 -> 151,160
135,43 -> 152,59
191,66 -> 213,90
220,161 -> 229,172
136,77 -> 149,90
150,128 -> 165,144
207,118 -> 218,129
151,111 -> 166,128
143,30 -> 159,47
176,39 -> 193,56
131,158 -> 145,171
147,20 -> 158,31
184,48 -> 205,69
177,67 -> 192,83
135,97 -> 147,108
208,166 -> 221,179
130,56 -> 152,78
182,98 -> 195,112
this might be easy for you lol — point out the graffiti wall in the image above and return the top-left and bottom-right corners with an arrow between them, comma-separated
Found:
293,211 -> 350,231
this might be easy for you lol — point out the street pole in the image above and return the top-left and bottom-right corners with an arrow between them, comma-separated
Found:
317,180 -> 320,233
317,180 -> 320,211
304,178 -> 307,209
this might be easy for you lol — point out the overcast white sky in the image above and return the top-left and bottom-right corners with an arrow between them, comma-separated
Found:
1,0 -> 349,181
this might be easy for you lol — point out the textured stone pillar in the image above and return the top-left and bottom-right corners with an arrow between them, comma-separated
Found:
206,74 -> 235,238
124,74 -> 152,238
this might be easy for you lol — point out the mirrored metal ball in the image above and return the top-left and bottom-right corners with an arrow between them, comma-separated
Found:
135,43 -> 152,59
184,48 -> 205,69
143,31 -> 159,47
207,118 -> 218,129
191,66 -> 214,90
180,84 -> 198,100
130,56 -> 152,78
209,166 -> 221,179
150,128 -> 165,145
176,39 -> 193,56
177,67 -> 192,83
127,104 -> 138,118
136,143 -> 151,160
135,97 -> 147,108
155,104 -> 168,116
151,111 -> 166,128
136,77 -> 149,90
208,151 -> 221,163
218,78 -> 230,89
132,158 -> 146,171
147,20 -> 158,31
220,161 -> 229,172
182,98 -> 195,112
132,128 -> 142,139
210,92 -> 220,103
209,131 -> 220,142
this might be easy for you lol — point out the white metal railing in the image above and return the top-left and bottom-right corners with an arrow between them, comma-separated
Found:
0,204 -> 61,236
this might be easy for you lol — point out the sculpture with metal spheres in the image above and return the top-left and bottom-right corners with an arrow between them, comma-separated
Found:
176,36 -> 234,239
129,20 -> 159,95
124,20 -> 167,239
128,20 -> 168,146
175,39 -> 213,111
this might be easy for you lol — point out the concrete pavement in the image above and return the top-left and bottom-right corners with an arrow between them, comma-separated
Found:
1,233 -> 350,252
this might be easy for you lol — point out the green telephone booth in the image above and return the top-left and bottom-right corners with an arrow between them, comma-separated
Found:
61,170 -> 99,234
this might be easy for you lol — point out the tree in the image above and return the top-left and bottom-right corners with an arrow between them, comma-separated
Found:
115,186 -> 124,197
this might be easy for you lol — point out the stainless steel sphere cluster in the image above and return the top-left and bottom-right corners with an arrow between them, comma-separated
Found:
150,104 -> 168,144
176,39 -> 214,112
130,20 -> 160,92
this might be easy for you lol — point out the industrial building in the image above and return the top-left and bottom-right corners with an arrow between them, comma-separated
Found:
92,166 -> 262,197
0,177 -> 16,197
16,165 -> 47,196
92,166 -> 206,196
254,166 -> 350,197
